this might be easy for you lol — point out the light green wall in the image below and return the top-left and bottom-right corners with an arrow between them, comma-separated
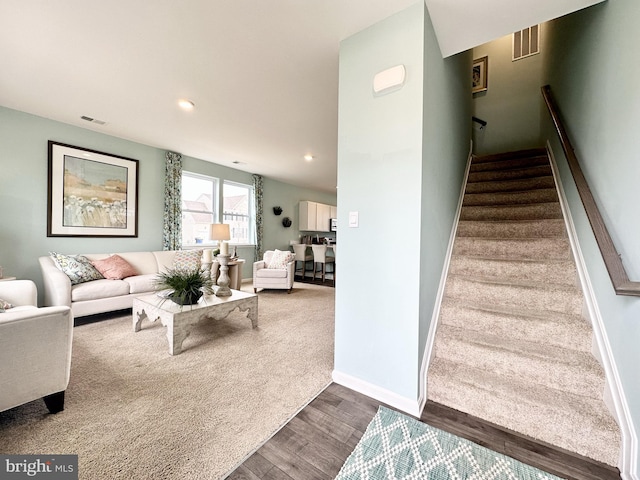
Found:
0,106 -> 333,295
261,178 -> 336,252
0,107 -> 164,291
419,8 -> 472,366
335,1 -> 470,403
335,2 -> 425,400
472,30 -> 546,155
542,0 -> 640,471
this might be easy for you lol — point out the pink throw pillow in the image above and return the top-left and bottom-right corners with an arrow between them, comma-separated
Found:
91,255 -> 139,280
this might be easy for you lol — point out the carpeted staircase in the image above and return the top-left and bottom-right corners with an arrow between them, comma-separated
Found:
427,148 -> 621,467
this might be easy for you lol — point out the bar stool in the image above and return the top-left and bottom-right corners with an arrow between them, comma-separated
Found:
292,244 -> 313,280
311,245 -> 335,283
331,245 -> 336,281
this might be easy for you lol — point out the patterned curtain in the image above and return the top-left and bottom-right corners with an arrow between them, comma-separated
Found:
253,174 -> 264,261
163,151 -> 182,251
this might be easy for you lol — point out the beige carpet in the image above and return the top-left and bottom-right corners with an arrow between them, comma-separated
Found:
0,282 -> 335,479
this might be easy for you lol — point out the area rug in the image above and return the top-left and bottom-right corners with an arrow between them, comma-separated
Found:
335,406 -> 565,480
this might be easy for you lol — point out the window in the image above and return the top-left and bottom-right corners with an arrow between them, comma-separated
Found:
513,25 -> 540,61
181,172 -> 218,247
223,181 -> 254,245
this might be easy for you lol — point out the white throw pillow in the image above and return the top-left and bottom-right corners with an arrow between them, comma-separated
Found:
0,298 -> 14,313
50,252 -> 104,285
267,249 -> 294,269
173,250 -> 203,271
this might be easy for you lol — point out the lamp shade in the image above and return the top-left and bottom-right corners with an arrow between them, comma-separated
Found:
210,223 -> 230,241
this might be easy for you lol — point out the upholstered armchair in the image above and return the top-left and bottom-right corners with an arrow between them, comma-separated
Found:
0,280 -> 73,414
253,250 -> 295,293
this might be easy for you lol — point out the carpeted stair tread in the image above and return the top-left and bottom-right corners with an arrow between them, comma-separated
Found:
468,165 -> 552,183
444,274 -> 583,315
448,255 -> 578,286
469,155 -> 550,173
456,219 -> 566,238
428,149 -> 621,467
434,324 -> 605,397
465,176 -> 556,194
472,148 -> 548,163
463,188 -> 559,206
438,300 -> 592,352
427,359 -> 620,466
460,202 -> 563,221
452,237 -> 571,260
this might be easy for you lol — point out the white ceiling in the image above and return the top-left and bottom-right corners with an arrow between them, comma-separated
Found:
426,0 -> 606,57
0,0 -> 417,194
1,0 -> 605,194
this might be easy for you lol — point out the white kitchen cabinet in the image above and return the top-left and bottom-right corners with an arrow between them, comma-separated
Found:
316,203 -> 331,232
299,201 -> 337,232
299,201 -> 317,231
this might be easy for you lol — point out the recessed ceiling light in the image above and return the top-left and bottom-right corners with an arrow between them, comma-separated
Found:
178,99 -> 195,110
304,154 -> 314,161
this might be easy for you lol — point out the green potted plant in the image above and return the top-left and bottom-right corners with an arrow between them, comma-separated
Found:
154,267 -> 215,305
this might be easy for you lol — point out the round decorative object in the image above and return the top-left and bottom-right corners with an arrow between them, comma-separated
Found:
282,217 -> 292,228
169,291 -> 203,305
273,206 -> 283,215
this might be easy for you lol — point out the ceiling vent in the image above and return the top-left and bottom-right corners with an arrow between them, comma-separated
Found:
80,115 -> 106,125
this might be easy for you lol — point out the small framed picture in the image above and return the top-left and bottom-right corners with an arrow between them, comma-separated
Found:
472,56 -> 488,93
47,141 -> 139,237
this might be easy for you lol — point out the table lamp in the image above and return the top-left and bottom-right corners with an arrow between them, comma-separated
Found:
210,223 -> 232,296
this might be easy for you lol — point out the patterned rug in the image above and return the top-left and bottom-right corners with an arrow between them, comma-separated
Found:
335,406 -> 565,480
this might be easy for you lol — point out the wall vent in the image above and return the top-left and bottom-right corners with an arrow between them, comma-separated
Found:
513,25 -> 540,61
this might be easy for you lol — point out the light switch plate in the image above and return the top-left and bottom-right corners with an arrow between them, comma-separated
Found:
348,211 -> 359,228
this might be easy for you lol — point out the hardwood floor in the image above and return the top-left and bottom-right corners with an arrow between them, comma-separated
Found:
293,274 -> 335,288
225,383 -> 621,480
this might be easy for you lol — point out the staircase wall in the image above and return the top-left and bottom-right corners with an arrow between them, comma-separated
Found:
472,31 -> 546,156
543,1 -> 640,476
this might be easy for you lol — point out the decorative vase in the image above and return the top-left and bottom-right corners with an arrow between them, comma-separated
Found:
169,291 -> 203,305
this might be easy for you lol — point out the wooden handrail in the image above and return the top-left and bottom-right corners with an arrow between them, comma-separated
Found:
542,85 -> 640,296
472,116 -> 487,127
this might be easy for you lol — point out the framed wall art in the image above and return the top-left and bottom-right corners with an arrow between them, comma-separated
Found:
472,56 -> 488,93
47,141 -> 139,237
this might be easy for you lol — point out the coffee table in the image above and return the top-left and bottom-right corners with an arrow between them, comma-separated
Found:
133,290 -> 258,355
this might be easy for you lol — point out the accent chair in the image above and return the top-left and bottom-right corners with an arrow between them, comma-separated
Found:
0,280 -> 73,414
253,250 -> 295,293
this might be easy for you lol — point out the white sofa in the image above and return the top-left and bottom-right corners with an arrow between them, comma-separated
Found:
39,251 -> 210,318
0,280 -> 73,413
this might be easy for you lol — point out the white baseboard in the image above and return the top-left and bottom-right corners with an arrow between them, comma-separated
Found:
417,145 -> 474,413
332,370 -> 421,418
547,141 -> 638,480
